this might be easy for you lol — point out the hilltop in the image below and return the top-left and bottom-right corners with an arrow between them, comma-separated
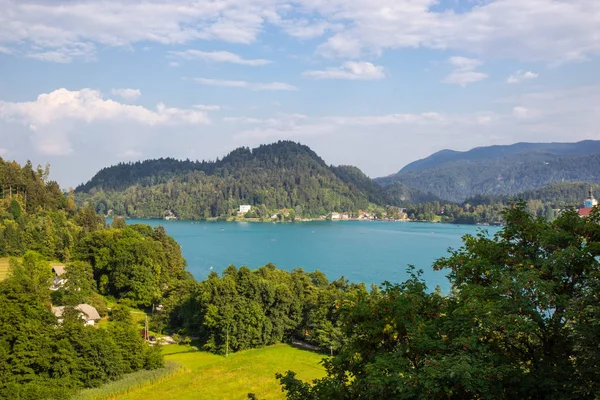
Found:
376,140 -> 600,202
77,141 -> 433,219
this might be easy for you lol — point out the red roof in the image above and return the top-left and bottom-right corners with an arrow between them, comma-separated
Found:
579,208 -> 593,216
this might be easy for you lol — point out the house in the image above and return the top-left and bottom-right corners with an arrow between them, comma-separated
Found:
50,265 -> 67,291
239,205 -> 251,214
331,212 -> 340,220
578,186 -> 598,217
52,304 -> 101,326
164,210 -> 177,220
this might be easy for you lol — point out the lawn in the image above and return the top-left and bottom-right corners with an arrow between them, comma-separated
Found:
117,344 -> 327,400
0,257 -> 78,281
0,258 -> 9,280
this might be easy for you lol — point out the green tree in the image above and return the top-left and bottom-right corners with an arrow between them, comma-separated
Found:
278,203 -> 600,399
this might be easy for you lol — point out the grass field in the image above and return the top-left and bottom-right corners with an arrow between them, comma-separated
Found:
0,257 -> 71,281
116,344 -> 326,400
0,258 -> 10,280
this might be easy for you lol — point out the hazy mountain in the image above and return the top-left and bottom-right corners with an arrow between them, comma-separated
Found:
376,140 -> 600,202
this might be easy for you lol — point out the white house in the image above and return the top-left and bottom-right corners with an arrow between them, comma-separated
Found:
50,265 -> 67,291
239,205 -> 252,214
52,304 -> 101,326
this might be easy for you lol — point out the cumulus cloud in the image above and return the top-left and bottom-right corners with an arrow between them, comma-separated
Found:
111,88 -> 142,101
1,0 -> 599,64
313,0 -> 600,64
170,50 -> 270,66
507,70 -> 539,84
443,57 -> 488,86
194,78 -> 297,91
303,61 -> 385,80
0,88 -> 213,155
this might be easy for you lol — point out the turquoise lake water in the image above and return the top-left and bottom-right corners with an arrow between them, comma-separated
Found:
128,220 -> 501,292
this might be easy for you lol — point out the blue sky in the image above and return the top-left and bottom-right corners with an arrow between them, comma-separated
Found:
1,0 -> 599,187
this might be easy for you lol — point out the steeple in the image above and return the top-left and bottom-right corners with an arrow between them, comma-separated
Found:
584,185 -> 598,208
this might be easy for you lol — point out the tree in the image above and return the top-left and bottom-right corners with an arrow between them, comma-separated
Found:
278,203 -> 600,399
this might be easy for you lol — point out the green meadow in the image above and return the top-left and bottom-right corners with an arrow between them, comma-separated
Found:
115,344 -> 326,400
0,257 -> 73,281
0,258 -> 10,280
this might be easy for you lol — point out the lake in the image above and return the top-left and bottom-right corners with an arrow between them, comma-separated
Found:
128,220 -> 501,292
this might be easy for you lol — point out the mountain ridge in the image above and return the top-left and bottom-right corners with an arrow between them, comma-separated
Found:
76,141 -> 431,219
377,140 -> 600,202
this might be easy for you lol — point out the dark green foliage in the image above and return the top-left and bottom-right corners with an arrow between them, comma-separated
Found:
279,203 -> 600,399
75,141 -> 389,219
74,225 -> 188,306
0,253 -> 164,399
376,140 -> 600,202
175,264 -> 365,355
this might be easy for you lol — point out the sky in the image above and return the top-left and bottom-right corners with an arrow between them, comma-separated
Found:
0,0 -> 599,188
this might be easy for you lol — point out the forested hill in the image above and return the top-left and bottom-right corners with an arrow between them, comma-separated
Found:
76,141 -> 417,219
466,181 -> 600,208
376,140 -> 600,202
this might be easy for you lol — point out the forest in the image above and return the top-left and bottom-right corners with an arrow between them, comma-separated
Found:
377,141 -> 600,202
74,141 -> 437,220
2,156 -> 600,399
74,141 -> 597,225
275,203 -> 600,399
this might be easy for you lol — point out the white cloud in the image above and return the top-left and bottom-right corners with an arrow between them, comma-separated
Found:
0,148 -> 8,157
169,61 -> 180,67
119,149 -> 142,158
194,78 -> 297,91
303,61 -> 385,80
0,88 -> 212,155
443,56 -> 488,86
276,19 -> 342,40
111,88 -> 142,101
1,1 -> 599,63
170,50 -> 271,66
313,0 -> 600,64
194,105 -> 221,111
507,70 -> 539,84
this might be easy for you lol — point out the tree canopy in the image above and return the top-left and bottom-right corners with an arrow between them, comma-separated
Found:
277,202 -> 600,399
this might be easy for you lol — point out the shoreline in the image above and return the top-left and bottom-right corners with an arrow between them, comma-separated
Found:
109,216 -> 497,226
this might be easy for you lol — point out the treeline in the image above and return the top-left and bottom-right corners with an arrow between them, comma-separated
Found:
0,253 -> 163,399
401,181 -> 597,224
156,264 -> 364,355
276,203 -> 600,399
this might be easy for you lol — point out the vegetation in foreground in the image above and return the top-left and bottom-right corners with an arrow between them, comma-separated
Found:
277,203 -> 600,399
115,344 -> 325,400
71,361 -> 182,400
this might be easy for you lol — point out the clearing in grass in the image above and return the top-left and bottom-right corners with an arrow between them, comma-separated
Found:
117,344 -> 326,400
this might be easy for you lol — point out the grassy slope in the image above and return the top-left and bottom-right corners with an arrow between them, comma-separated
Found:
117,344 -> 326,400
0,258 -> 75,281
0,258 -> 9,280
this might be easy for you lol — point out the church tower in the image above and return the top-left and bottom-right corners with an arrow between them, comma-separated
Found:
584,186 -> 598,208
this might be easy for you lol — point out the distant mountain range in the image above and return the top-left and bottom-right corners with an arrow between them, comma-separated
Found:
76,141 -> 431,219
375,140 -> 600,202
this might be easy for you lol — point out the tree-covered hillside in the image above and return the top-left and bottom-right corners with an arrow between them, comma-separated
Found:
376,141 -> 600,202
76,141 -> 398,219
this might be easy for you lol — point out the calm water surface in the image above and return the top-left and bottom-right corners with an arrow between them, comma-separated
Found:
128,220 -> 500,292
